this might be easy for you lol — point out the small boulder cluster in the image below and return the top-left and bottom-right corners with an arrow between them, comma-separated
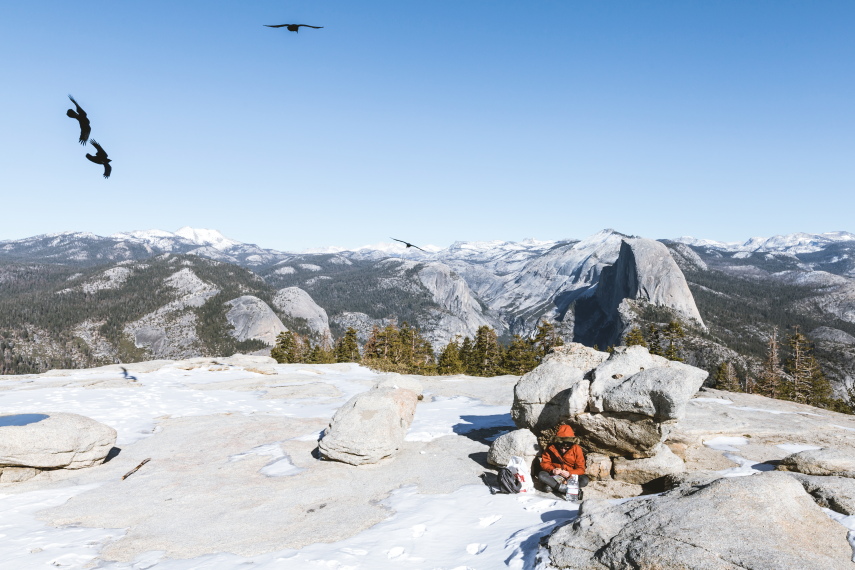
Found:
489,343 -> 708,490
318,375 -> 422,466
0,412 -> 117,483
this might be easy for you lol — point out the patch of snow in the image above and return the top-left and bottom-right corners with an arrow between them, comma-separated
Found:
274,266 -> 296,275
691,398 -> 734,405
0,485 -> 124,569
822,509 -> 855,562
229,443 -> 302,477
703,436 -> 749,452
298,264 -> 322,271
405,396 -> 514,442
0,363 -> 373,445
716,453 -> 777,477
776,444 -> 822,454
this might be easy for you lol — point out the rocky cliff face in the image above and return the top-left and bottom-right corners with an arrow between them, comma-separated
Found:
273,287 -> 331,340
225,296 -> 287,346
574,238 -> 704,348
409,261 -> 501,346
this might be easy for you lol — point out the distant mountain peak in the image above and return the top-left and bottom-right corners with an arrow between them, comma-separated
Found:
174,227 -> 242,250
110,227 -> 243,251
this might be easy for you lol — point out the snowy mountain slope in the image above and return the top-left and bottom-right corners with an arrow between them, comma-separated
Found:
674,231 -> 855,255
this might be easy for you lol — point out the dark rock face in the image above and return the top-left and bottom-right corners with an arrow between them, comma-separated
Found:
574,238 -> 704,348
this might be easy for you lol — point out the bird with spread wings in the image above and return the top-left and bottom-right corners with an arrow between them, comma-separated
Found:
264,24 -> 323,33
391,238 -> 427,252
86,140 -> 112,179
66,95 -> 91,145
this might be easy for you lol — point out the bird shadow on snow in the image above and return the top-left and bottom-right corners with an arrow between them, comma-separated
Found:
102,447 -> 121,463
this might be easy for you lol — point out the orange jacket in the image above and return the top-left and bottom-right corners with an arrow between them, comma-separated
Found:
539,443 -> 586,476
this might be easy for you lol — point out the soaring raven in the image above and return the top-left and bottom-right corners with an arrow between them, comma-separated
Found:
264,24 -> 323,33
120,367 -> 138,381
391,238 -> 427,252
86,140 -> 112,179
66,95 -> 91,145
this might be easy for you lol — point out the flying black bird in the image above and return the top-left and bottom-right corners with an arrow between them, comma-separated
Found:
120,367 -> 138,381
264,24 -> 323,33
86,139 -> 112,179
66,95 -> 91,145
391,238 -> 427,252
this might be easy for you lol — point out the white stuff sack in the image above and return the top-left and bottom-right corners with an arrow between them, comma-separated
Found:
507,455 -> 535,493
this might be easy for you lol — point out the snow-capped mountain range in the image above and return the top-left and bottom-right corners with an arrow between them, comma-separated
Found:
3,226 -> 855,404
4,226 -> 854,264
673,231 -> 855,255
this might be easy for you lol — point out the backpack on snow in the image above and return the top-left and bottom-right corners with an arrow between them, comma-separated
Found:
495,466 -> 522,494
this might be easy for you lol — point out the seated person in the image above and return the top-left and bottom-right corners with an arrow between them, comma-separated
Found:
538,424 -> 589,500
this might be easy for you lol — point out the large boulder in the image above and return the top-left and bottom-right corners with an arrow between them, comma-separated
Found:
777,448 -> 855,478
589,345 -> 669,400
597,364 -> 709,421
318,388 -> 419,466
547,472 -> 854,569
487,429 -> 540,468
511,344 -> 607,432
0,413 -> 117,480
372,374 -> 424,396
612,443 -> 685,485
585,452 -> 613,481
570,412 -> 670,459
784,472 -> 855,515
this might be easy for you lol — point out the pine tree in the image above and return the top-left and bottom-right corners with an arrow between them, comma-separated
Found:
624,326 -> 647,348
408,325 -> 436,374
459,336 -> 476,375
501,334 -> 540,375
647,324 -> 663,356
532,321 -> 563,358
271,331 -> 304,364
714,361 -> 741,392
663,321 -> 685,361
472,326 -> 503,377
756,327 -> 784,398
785,327 -> 830,406
438,339 -> 464,374
334,327 -> 361,363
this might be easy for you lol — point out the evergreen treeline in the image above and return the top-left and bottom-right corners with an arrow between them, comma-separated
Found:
711,326 -> 851,414
624,319 -> 853,414
270,321 -> 565,377
623,321 -> 686,361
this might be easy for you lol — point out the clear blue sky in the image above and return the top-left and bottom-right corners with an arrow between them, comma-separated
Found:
2,1 -> 853,251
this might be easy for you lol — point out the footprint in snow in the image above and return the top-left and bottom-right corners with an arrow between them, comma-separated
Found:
387,546 -> 406,560
466,543 -> 487,555
523,499 -> 561,512
411,524 -> 426,538
478,515 -> 502,527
